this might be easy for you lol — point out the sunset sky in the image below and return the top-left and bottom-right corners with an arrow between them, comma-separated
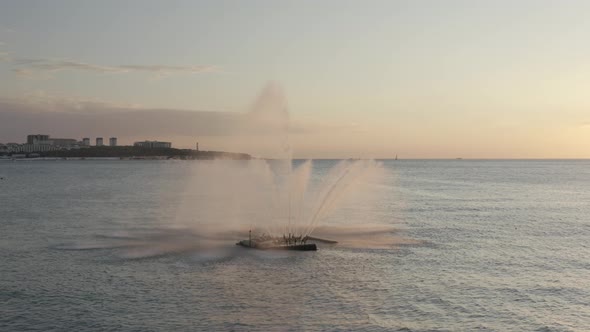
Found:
1,0 -> 589,158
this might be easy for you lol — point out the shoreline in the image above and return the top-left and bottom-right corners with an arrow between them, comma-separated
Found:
0,146 -> 251,160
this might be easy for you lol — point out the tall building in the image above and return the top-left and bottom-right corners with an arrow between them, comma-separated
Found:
82,138 -> 90,146
96,137 -> 103,146
27,134 -> 49,144
109,137 -> 117,146
134,141 -> 172,148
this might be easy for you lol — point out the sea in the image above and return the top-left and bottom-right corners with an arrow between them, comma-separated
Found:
1,159 -> 589,331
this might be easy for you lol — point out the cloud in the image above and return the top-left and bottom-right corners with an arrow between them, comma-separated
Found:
0,96 -> 242,140
5,91 -> 144,111
0,85 -> 293,143
0,87 -> 362,138
11,57 -> 219,78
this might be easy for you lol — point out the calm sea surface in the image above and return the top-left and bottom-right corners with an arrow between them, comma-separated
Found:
1,160 -> 589,331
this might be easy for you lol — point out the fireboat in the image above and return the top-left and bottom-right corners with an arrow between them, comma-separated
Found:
236,230 -> 321,251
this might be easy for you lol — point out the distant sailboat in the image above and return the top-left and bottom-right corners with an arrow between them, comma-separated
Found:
395,154 -> 398,160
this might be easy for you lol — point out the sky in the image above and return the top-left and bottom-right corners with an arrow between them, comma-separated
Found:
1,0 -> 589,158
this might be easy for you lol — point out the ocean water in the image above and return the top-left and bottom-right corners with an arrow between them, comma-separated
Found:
1,159 -> 589,331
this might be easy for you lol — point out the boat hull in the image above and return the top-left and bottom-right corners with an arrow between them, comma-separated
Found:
266,243 -> 317,251
236,240 -> 317,251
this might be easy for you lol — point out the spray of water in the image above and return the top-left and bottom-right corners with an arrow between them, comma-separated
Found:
67,84 -> 399,258
171,158 -> 383,240
148,83 -> 391,253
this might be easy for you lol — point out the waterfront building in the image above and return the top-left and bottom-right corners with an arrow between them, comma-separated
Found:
96,137 -> 104,146
82,138 -> 90,146
4,143 -> 21,153
27,134 -> 50,144
26,134 -> 77,148
47,138 -> 78,147
10,144 -> 60,153
109,137 -> 117,146
133,141 -> 172,148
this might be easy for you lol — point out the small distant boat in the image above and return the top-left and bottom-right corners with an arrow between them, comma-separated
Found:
236,239 -> 317,251
236,231 -> 328,251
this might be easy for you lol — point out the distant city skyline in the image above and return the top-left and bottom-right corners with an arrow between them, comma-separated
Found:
0,132 -> 177,155
3,133 -> 153,147
1,1 -> 589,158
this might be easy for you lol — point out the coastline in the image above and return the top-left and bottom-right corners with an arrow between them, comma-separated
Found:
0,146 -> 251,160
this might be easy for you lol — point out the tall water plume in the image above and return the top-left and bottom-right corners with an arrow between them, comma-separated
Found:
70,84 -> 392,258
171,83 -> 386,240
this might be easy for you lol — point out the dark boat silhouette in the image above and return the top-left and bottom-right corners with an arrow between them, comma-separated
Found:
236,231 -> 336,251
236,239 -> 317,251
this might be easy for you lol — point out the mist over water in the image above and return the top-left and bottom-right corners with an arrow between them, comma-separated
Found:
211,84 -> 389,243
64,160 -> 393,259
64,85 -> 394,258
176,158 -> 386,237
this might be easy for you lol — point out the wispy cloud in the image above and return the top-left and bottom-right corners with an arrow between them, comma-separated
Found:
3,91 -> 144,111
0,93 -> 258,148
0,86 -> 350,141
11,57 -> 219,78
